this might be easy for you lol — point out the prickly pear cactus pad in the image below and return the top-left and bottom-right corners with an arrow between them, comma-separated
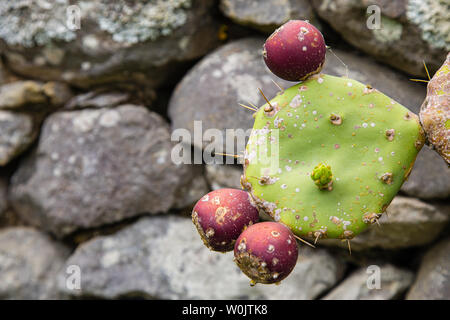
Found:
242,74 -> 425,240
419,53 -> 450,165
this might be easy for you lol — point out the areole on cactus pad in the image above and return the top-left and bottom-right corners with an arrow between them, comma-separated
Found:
242,74 -> 426,241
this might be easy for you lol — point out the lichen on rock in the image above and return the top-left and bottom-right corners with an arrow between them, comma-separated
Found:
0,0 -> 194,47
372,15 -> 403,43
0,0 -> 77,47
0,0 -> 218,89
407,0 -> 450,50
92,0 -> 193,44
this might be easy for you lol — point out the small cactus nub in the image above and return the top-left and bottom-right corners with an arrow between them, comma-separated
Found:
311,163 -> 333,190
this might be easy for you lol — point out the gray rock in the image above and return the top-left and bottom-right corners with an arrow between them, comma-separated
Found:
205,164 -> 243,190
321,196 -> 449,251
402,146 -> 450,199
0,177 -> 6,216
0,0 -> 218,89
173,166 -> 210,210
64,91 -> 131,110
0,110 -> 39,166
407,237 -> 450,300
0,227 -> 70,299
9,105 -> 197,237
220,0 -> 317,33
58,216 -> 345,299
322,48 -> 426,114
169,38 -> 293,153
0,80 -> 72,110
324,264 -> 414,300
0,60 -> 20,85
311,0 -> 449,76
64,87 -> 156,111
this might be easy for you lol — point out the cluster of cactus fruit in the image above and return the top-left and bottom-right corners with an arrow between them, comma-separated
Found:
192,20 -> 449,285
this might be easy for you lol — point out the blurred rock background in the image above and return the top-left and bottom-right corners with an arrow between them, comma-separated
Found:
0,0 -> 448,300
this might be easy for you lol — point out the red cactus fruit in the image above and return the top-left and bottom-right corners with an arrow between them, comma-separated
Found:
234,222 -> 298,284
192,188 -> 259,252
263,20 -> 326,82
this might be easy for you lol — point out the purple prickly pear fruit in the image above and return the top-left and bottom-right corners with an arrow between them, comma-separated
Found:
263,20 -> 326,82
234,222 -> 298,284
192,188 -> 259,252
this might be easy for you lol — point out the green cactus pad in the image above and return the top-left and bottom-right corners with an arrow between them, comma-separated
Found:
242,74 -> 425,240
